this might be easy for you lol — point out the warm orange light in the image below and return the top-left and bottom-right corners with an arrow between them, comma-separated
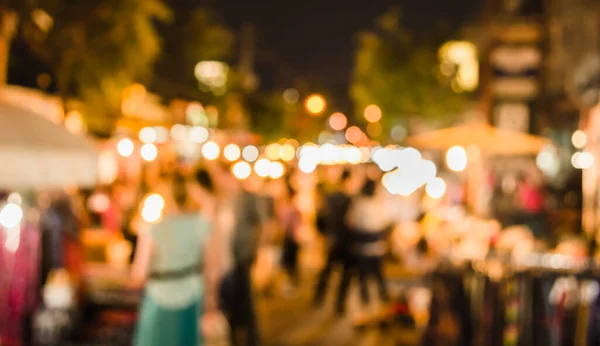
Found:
305,94 -> 326,115
367,122 -> 382,137
364,104 -> 382,123
328,112 -> 348,131
345,126 -> 363,144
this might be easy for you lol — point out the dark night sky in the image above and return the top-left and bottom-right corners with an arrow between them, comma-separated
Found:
208,0 -> 483,108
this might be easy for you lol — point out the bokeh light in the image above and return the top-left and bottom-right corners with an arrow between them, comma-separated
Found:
345,126 -> 363,144
232,161 -> 252,180
298,158 -> 317,173
572,151 -> 595,169
254,159 -> 271,177
364,104 -> 382,123
170,124 -> 187,141
144,193 -> 165,211
283,88 -> 300,104
117,138 -> 134,157
367,122 -> 382,137
305,94 -> 326,115
64,110 -> 84,134
390,125 -> 407,142
328,112 -> 348,131
572,130 -> 587,149
426,177 -> 446,199
189,126 -> 209,144
265,143 -> 281,160
202,141 -> 220,160
87,193 -> 110,213
446,146 -> 467,172
0,203 -> 23,228
242,145 -> 259,162
155,127 -> 169,143
139,127 -> 157,144
224,144 -> 241,162
279,144 -> 296,162
141,144 -> 158,162
269,161 -> 285,179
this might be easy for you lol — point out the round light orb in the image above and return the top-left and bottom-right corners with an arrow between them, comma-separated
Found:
572,130 -> 587,149
279,144 -> 296,162
328,112 -> 348,131
283,88 -> 300,104
446,146 -> 468,172
426,177 -> 447,199
254,159 -> 272,178
224,144 -> 241,162
202,141 -> 220,160
305,94 -> 326,115
269,161 -> 286,179
232,161 -> 252,180
364,104 -> 382,123
298,158 -> 317,173
0,203 -> 23,228
170,124 -> 188,141
139,127 -> 158,144
144,193 -> 165,211
141,144 -> 158,162
265,143 -> 281,160
345,126 -> 363,144
117,138 -> 134,157
242,145 -> 260,162
189,127 -> 209,144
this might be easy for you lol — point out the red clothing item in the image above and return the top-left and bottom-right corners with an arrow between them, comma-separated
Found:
0,224 -> 40,346
518,184 -> 543,213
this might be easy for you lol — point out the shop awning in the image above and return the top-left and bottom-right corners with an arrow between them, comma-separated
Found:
405,123 -> 550,156
0,100 -> 98,189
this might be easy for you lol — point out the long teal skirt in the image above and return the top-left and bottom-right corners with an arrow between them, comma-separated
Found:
134,295 -> 203,346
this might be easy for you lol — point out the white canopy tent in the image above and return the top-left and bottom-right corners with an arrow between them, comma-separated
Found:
0,97 -> 97,188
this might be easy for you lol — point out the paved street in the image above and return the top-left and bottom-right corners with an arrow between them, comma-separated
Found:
257,268 -> 422,346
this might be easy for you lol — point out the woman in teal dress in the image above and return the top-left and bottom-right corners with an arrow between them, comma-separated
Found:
130,174 -> 213,346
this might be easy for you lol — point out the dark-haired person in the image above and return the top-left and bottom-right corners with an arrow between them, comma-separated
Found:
131,175 -> 212,346
337,179 -> 393,319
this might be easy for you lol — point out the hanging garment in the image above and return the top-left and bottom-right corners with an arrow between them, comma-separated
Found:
0,223 -> 41,346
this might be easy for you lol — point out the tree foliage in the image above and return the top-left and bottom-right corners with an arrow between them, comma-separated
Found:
150,7 -> 234,103
350,8 -> 466,134
13,0 -> 171,136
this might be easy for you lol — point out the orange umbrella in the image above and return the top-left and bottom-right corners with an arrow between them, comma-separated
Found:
404,123 -> 549,155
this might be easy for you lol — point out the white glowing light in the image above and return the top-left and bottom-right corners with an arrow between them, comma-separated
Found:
242,146 -> 259,162
141,144 -> 158,162
139,127 -> 158,144
279,144 -> 296,162
269,161 -> 286,179
87,193 -> 110,213
572,151 -> 595,169
170,124 -> 188,141
144,194 -> 165,211
202,141 -> 220,160
421,160 -> 437,184
155,126 -> 169,143
141,207 -> 162,223
426,178 -> 447,199
446,146 -> 468,172
0,203 -> 23,228
265,143 -> 281,160
298,158 -> 317,173
254,159 -> 272,178
537,148 -> 560,176
572,130 -> 587,149
189,127 -> 209,144
232,161 -> 252,180
117,138 -> 134,157
223,144 -> 241,162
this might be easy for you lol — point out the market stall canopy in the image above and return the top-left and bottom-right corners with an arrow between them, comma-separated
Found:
404,123 -> 549,155
0,98 -> 97,188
